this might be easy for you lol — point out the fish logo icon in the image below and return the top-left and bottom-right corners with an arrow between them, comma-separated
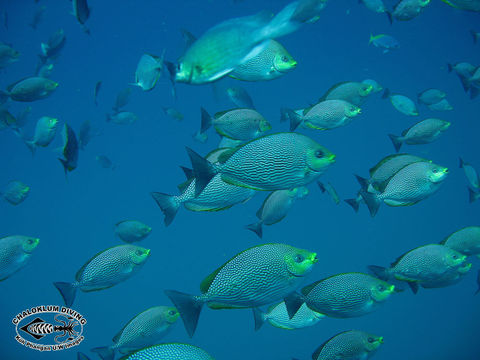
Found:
12,305 -> 86,351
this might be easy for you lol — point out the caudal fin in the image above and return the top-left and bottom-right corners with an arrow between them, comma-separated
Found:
186,147 -> 217,196
263,1 -> 299,39
280,108 -> 303,131
53,282 -> 77,307
388,134 -> 403,152
164,290 -> 203,338
469,188 -> 480,203
77,352 -> 91,360
0,90 -> 9,105
245,222 -> 263,239
367,265 -> 389,281
151,192 -> 180,226
344,198 -> 360,213
356,175 -> 380,217
200,107 -> 212,134
386,11 -> 393,24
253,308 -> 266,331
90,346 -> 114,360
283,292 -> 304,319
25,140 -> 36,156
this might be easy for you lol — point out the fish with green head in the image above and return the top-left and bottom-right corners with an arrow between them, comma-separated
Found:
441,226 -> 480,257
132,53 -> 164,91
152,148 -> 256,226
285,273 -> 395,319
229,40 -> 297,81
388,118 -> 450,152
121,343 -> 215,360
311,330 -> 383,360
165,243 -> 318,337
387,0 -> 431,23
0,42 -> 20,68
0,235 -> 39,281
357,161 -> 448,217
1,180 -> 30,205
382,89 -> 418,116
53,244 -> 151,307
369,244 -> 471,293
459,158 -> 480,203
168,2 -> 300,84
23,116 -> 58,155
91,306 -> 179,360
282,99 -> 361,131
0,77 -> 58,104
440,0 -> 480,12
186,132 -> 335,196
320,81 -> 373,107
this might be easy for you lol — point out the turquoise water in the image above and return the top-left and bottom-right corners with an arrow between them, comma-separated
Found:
1,0 -> 479,359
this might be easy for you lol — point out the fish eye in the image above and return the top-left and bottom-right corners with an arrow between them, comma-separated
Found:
452,254 -> 458,259
315,150 -> 324,158
27,239 -> 34,244
168,310 -> 177,316
282,55 -> 289,62
294,254 -> 305,263
377,285 -> 385,291
368,337 -> 374,343
432,169 -> 438,173
135,250 -> 143,256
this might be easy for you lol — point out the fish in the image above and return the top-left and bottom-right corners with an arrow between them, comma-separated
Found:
388,118 -> 450,152
1,181 -> 30,205
77,352 -> 90,360
120,343 -> 215,360
53,244 -> 151,307
29,5 -> 46,29
115,220 -> 152,243
72,0 -> 90,33
253,302 -> 324,330
168,2 -> 301,84
387,0 -> 431,23
107,111 -> 138,125
369,244 -> 471,293
357,161 -> 448,217
94,81 -> 102,106
229,39 -> 297,81
79,119 -> 95,150
471,30 -> 480,44
162,107 -> 184,121
0,235 -> 40,281
113,88 -> 132,113
0,42 -> 20,68
246,187 -> 309,238
283,99 -> 361,131
91,306 -> 179,360
311,330 -> 383,360
382,89 -> 418,116
151,149 -> 255,226
417,88 -> 446,105
226,87 -> 256,109
96,155 -> 114,169
165,243 -> 318,337
459,158 -> 479,201
344,191 -> 363,213
40,29 -> 66,63
0,77 -> 58,104
58,124 -> 79,175
285,273 -> 395,319
290,0 -> 329,24
369,34 -> 400,53
0,107 -> 17,130
320,81 -> 373,107
186,132 -> 335,195
440,0 -> 480,12
36,63 -> 54,78
447,62 -> 476,92
132,53 -> 165,91
361,0 -> 387,13
317,181 -> 340,204
441,226 -> 480,257
427,98 -> 453,111
23,116 -> 59,155
199,107 -> 271,141
362,79 -> 383,93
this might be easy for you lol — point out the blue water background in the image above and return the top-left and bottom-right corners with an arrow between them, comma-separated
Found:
1,0 -> 479,359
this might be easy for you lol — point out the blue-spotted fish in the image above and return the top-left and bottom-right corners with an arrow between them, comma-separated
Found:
0,235 -> 39,281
